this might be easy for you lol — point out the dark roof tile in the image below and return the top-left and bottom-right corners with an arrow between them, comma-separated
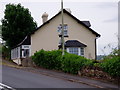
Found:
65,40 -> 87,47
81,21 -> 91,27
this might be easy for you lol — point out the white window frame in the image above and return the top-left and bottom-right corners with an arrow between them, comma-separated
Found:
57,24 -> 68,36
67,47 -> 84,56
80,47 -> 84,56
11,46 -> 20,60
22,45 -> 31,58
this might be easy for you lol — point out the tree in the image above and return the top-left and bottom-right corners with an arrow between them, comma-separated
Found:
2,3 -> 37,49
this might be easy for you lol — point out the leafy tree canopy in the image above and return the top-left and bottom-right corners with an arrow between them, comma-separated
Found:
2,3 -> 37,49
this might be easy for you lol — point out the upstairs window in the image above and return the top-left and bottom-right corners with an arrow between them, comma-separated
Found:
57,24 -> 68,37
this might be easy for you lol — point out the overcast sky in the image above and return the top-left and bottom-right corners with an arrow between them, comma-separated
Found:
0,0 -> 119,55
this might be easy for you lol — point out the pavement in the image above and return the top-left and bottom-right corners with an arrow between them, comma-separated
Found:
21,67 -> 119,89
1,59 -> 120,89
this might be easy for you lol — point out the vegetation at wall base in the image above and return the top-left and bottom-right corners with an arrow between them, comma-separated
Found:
32,49 -> 63,70
100,56 -> 120,77
99,49 -> 120,77
32,49 -> 93,74
32,49 -> 120,78
2,45 -> 10,60
61,53 -> 93,74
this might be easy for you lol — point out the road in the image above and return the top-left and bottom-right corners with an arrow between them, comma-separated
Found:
2,65 -> 94,88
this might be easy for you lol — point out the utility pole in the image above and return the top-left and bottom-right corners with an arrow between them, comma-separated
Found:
61,0 -> 65,55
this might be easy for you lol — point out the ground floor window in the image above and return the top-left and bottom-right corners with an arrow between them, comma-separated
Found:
22,45 -> 31,58
11,47 -> 20,59
81,47 -> 84,56
66,47 -> 84,56
23,49 -> 29,57
68,47 -> 79,55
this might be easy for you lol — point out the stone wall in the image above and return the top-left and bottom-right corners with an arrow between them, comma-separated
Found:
21,57 -> 35,67
78,66 -> 115,81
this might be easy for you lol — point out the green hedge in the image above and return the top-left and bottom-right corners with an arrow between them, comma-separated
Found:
32,49 -> 62,70
61,53 -> 93,74
32,49 -> 120,77
32,49 -> 93,74
100,56 -> 120,77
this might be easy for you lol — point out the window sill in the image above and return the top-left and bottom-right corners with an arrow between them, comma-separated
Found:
59,35 -> 69,37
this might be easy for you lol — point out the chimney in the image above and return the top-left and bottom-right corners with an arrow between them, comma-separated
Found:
42,12 -> 48,23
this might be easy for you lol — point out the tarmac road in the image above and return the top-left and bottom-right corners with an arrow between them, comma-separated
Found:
2,65 -> 94,88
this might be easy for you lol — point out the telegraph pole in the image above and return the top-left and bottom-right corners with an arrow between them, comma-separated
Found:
61,0 -> 65,55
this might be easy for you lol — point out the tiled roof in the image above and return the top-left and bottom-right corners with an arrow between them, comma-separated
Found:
65,40 -> 87,47
59,40 -> 87,48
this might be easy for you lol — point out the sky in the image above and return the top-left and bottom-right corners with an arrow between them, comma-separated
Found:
0,0 -> 119,55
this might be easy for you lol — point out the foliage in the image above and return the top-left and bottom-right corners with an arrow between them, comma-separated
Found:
32,49 -> 93,74
2,45 -> 10,60
2,3 -> 37,49
103,48 -> 120,60
32,49 -> 63,70
61,53 -> 93,74
111,48 -> 120,55
100,56 -> 120,77
32,48 -> 120,77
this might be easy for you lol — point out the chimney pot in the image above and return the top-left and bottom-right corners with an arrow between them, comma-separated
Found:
42,12 -> 48,23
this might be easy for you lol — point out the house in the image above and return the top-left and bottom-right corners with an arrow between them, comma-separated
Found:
11,35 -> 31,64
11,9 -> 100,65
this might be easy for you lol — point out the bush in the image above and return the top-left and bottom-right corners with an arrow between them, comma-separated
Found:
32,49 -> 46,67
44,50 -> 62,70
32,49 -> 62,70
32,49 -> 93,74
2,45 -> 10,60
100,56 -> 120,77
61,53 -> 93,74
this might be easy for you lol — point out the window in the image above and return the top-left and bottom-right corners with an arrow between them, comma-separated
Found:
57,24 -> 68,36
24,46 -> 29,48
24,49 -> 29,57
64,30 -> 68,36
81,48 -> 84,56
69,47 -> 79,55
67,47 -> 84,56
11,47 -> 20,59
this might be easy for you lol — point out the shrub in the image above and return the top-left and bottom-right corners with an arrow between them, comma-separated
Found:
61,53 -> 93,74
32,49 -> 46,67
32,49 -> 62,70
32,49 -> 94,74
100,56 -> 120,77
44,50 -> 62,70
2,45 -> 10,60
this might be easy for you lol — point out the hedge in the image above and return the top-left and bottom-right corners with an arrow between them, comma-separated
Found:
32,49 -> 120,77
32,49 -> 62,70
61,53 -> 93,74
100,56 -> 120,77
32,49 -> 93,74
